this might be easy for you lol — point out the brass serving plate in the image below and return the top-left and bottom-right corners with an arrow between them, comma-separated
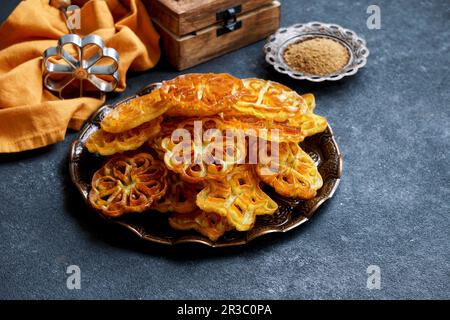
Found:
69,83 -> 342,247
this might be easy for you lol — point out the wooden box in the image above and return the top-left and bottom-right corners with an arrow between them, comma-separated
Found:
144,0 -> 281,70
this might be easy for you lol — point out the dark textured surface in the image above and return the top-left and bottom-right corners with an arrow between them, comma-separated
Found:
0,0 -> 449,299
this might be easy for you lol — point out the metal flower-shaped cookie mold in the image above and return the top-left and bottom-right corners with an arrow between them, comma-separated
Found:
264,22 -> 369,82
43,34 -> 119,99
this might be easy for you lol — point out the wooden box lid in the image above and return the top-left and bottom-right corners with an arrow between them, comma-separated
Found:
146,0 -> 275,36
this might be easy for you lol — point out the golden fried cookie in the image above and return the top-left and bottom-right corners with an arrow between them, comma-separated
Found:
101,90 -> 169,133
302,93 -> 316,113
220,115 -> 303,142
256,142 -> 322,199
296,93 -> 328,137
169,210 -> 233,241
161,73 -> 243,117
148,135 -> 166,160
152,172 -> 201,214
160,119 -> 246,183
196,115 -> 317,144
226,78 -> 309,125
196,165 -> 278,231
88,153 -> 168,217
297,113 -> 328,138
159,115 -> 301,148
86,117 -> 162,156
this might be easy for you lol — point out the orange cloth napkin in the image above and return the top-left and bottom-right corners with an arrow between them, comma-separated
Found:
0,0 -> 160,152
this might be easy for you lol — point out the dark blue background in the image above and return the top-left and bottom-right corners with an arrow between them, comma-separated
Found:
0,0 -> 449,299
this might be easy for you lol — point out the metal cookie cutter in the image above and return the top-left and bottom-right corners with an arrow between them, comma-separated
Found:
43,34 -> 120,99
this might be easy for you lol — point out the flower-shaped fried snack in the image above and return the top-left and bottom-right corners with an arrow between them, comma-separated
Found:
223,79 -> 328,137
43,34 -> 119,99
169,210 -> 233,241
296,113 -> 328,139
160,118 -> 247,183
225,78 -> 309,125
101,90 -> 169,133
148,136 -> 166,160
220,115 -> 303,142
302,93 -> 316,113
293,92 -> 328,139
256,142 -> 323,199
86,117 -> 162,156
88,153 -> 168,217
161,73 -> 243,117
152,172 -> 201,214
171,115 -> 304,143
147,117 -> 197,160
196,165 -> 278,231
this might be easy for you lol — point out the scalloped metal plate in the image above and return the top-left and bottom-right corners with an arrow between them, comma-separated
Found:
264,22 -> 369,82
69,82 -> 343,247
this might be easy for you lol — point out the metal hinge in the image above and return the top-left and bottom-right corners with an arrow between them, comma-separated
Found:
216,5 -> 242,37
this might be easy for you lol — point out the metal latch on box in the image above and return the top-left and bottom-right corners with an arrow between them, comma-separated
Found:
216,5 -> 242,36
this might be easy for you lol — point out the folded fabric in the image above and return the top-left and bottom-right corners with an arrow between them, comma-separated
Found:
0,0 -> 160,152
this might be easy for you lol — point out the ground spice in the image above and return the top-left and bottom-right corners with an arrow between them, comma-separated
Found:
283,37 -> 350,76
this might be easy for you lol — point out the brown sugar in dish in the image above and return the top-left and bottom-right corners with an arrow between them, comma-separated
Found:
283,37 -> 350,76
